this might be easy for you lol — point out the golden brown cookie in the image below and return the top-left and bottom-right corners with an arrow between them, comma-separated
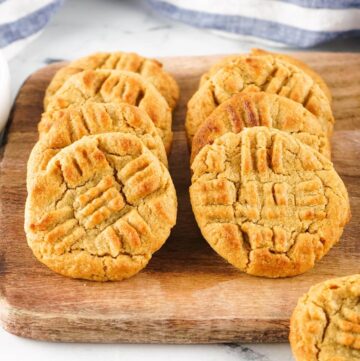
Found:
251,49 -> 332,103
25,133 -> 177,281
290,274 -> 360,361
200,49 -> 332,103
44,52 -> 179,109
45,69 -> 173,154
190,127 -> 350,278
28,102 -> 168,189
186,55 -> 334,144
190,92 -> 331,164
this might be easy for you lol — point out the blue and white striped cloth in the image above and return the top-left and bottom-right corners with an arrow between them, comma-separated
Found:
147,0 -> 360,47
0,0 -> 63,59
1,0 -> 360,57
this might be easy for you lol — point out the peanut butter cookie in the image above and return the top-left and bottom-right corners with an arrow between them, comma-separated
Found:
45,69 -> 173,153
25,133 -> 177,281
251,49 -> 332,103
186,55 -> 334,144
200,49 -> 332,103
190,127 -> 350,278
191,92 -> 331,164
44,52 -> 179,109
28,102 -> 168,189
290,274 -> 360,361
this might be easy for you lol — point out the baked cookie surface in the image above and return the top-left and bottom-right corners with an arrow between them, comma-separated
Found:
200,49 -> 332,103
44,52 -> 179,109
186,55 -> 334,144
45,69 -> 173,153
25,133 -> 177,281
190,127 -> 350,278
28,102 -> 168,187
290,274 -> 360,361
191,92 -> 331,164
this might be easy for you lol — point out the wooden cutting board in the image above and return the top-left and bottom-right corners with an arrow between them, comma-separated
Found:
0,53 -> 359,343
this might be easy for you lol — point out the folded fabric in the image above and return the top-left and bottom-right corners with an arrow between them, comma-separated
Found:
147,0 -> 360,47
0,0 -> 63,59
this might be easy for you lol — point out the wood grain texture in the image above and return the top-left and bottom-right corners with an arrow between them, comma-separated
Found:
0,53 -> 359,343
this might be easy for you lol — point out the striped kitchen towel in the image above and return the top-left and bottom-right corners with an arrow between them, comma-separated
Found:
147,0 -> 360,47
0,0 -> 63,59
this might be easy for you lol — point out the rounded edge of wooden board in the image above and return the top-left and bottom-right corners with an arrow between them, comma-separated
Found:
0,300 -> 289,343
0,281 -> 290,343
0,62 -> 68,162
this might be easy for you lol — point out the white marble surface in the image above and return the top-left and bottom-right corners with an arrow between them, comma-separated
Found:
2,0 -> 360,360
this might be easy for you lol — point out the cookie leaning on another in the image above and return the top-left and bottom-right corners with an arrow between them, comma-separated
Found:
190,127 -> 350,278
27,102 -> 168,190
190,92 -> 331,164
44,51 -> 179,109
25,133 -> 177,281
290,274 -> 360,361
186,55 -> 334,145
200,48 -> 332,103
251,48 -> 332,103
45,69 -> 173,154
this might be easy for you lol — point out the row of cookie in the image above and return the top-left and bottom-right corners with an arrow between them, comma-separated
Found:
187,50 -> 351,279
25,52 -> 180,281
